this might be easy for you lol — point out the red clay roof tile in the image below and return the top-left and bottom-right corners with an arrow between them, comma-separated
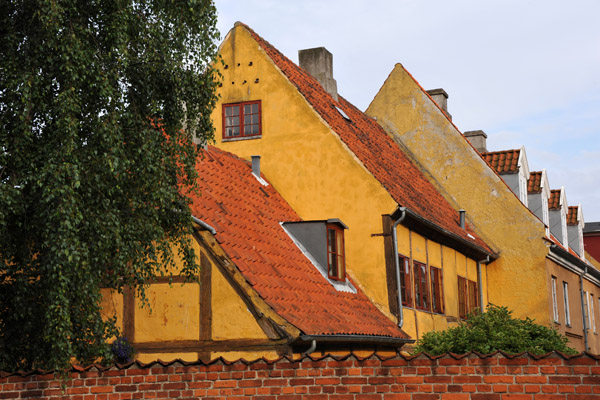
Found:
528,171 -> 543,194
481,149 -> 521,174
190,146 -> 408,338
241,23 -> 492,256
549,189 -> 562,210
567,206 -> 579,226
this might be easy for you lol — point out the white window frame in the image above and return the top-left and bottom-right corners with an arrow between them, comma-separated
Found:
563,282 -> 571,326
591,293 -> 596,334
551,277 -> 559,323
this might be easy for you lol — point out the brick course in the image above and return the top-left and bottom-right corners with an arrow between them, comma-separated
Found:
1,352 -> 599,399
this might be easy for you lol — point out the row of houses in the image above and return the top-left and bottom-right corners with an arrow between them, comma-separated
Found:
100,22 -> 600,362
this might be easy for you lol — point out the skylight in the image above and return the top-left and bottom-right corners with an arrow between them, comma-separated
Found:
335,106 -> 350,120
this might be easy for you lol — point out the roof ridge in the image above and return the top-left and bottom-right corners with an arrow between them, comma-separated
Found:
239,23 -> 493,256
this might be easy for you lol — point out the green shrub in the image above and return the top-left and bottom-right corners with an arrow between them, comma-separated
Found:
413,304 -> 578,356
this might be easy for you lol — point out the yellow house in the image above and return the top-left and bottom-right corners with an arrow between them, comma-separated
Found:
210,22 -> 496,346
366,64 -> 600,352
102,145 -> 411,363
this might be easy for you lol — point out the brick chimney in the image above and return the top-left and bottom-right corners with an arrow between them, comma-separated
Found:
299,47 -> 338,101
464,130 -> 488,153
426,88 -> 451,120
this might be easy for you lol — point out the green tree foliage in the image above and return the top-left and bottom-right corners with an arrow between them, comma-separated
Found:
0,0 -> 220,371
414,304 -> 578,356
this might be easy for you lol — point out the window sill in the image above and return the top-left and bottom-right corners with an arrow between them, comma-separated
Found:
222,135 -> 262,142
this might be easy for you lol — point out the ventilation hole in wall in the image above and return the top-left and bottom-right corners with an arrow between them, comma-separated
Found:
255,78 -> 259,83
249,61 -> 253,66
231,81 -> 235,85
224,64 -> 228,69
242,80 -> 247,84
237,63 -> 240,66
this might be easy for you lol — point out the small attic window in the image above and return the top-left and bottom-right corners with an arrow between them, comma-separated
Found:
327,224 -> 345,281
223,100 -> 261,140
335,106 -> 350,121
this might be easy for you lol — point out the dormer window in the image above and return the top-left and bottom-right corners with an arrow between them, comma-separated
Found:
327,224 -> 345,280
282,219 -> 351,290
223,100 -> 261,140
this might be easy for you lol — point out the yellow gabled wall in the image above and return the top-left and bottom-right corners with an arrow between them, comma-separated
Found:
366,64 -> 550,324
212,24 -> 398,311
213,24 -> 490,343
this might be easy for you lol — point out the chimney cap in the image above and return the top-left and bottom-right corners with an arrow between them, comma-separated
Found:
426,88 -> 449,99
464,130 -> 488,139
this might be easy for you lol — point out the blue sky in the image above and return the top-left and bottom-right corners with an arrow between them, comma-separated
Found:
214,0 -> 600,221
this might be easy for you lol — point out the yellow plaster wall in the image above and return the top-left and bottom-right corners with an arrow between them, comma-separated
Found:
211,351 -> 281,362
136,352 -> 200,363
396,226 -> 479,343
99,289 -> 123,332
366,65 -> 550,324
134,283 -> 200,342
213,24 -> 398,311
211,265 -> 268,340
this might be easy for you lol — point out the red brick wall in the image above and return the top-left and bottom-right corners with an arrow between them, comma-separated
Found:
1,352 -> 599,399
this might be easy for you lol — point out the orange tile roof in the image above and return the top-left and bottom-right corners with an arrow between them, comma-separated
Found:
528,171 -> 543,194
241,23 -> 492,255
549,189 -> 562,210
189,146 -> 408,339
481,149 -> 521,174
567,206 -> 579,226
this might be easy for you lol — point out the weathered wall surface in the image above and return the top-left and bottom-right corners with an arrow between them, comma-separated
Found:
212,24 -> 488,342
213,24 -> 398,312
3,352 -> 599,399
366,65 -> 550,325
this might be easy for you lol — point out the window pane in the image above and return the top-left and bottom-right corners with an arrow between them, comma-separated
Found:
252,114 -> 259,124
231,106 -> 239,116
328,229 -> 336,252
225,106 -> 233,117
252,103 -> 258,113
231,126 -> 239,136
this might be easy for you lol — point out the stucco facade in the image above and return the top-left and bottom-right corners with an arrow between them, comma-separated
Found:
212,23 -> 493,345
366,64 -> 550,325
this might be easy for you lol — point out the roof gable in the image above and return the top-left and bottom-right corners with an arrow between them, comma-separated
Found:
481,149 -> 521,174
189,146 -> 407,339
567,206 -> 581,226
238,23 -> 492,256
549,188 -> 566,210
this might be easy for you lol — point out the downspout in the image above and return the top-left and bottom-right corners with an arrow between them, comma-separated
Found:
477,256 -> 489,313
192,216 -> 217,235
580,266 -> 589,352
392,207 -> 407,327
302,339 -> 317,357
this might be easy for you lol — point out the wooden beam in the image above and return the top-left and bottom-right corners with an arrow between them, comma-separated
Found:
123,286 -> 135,340
192,230 -> 301,341
198,252 -> 212,361
382,214 -> 399,317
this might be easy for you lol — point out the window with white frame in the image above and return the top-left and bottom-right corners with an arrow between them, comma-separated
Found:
551,277 -> 559,323
519,172 -> 528,206
563,282 -> 571,326
591,293 -> 596,333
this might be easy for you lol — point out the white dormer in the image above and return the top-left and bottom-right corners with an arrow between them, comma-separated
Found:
567,205 -> 585,259
527,169 -> 550,236
549,187 -> 569,247
482,146 -> 529,207
516,147 -> 530,207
